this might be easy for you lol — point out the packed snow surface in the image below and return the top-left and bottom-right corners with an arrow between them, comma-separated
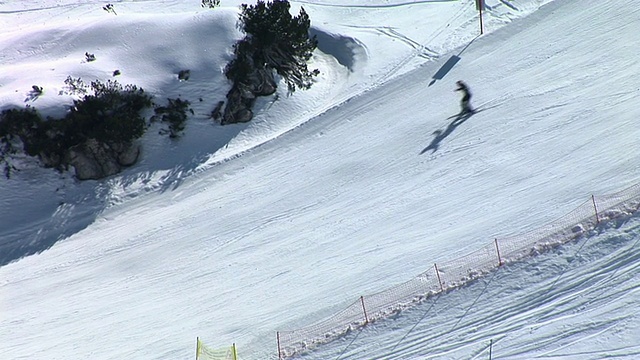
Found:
1,0 -> 640,359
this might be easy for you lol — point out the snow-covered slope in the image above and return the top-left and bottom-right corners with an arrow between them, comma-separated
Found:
2,0 -> 640,359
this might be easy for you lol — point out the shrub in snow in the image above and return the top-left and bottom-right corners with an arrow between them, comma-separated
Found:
201,0 -> 220,9
151,98 -> 193,138
85,52 -> 96,62
0,79 -> 153,179
0,106 -> 41,178
228,0 -> 319,93
65,80 -> 152,145
103,4 -> 117,15
221,0 -> 319,124
178,69 -> 190,81
59,76 -> 88,96
24,85 -> 43,102
210,100 -> 224,121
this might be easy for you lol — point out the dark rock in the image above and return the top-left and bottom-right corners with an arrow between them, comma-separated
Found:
222,83 -> 256,125
250,68 -> 277,96
211,101 -> 224,121
66,139 -> 140,180
221,66 -> 277,125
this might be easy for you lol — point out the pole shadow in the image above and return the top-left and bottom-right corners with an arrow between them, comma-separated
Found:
420,112 -> 473,155
428,36 -> 480,86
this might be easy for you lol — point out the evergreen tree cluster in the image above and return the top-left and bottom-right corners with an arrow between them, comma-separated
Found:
150,97 -> 193,138
226,0 -> 319,93
0,0 -> 323,178
201,0 -> 221,9
0,80 -> 153,178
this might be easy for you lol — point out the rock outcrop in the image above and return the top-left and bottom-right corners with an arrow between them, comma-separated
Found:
221,67 -> 277,125
66,139 -> 140,180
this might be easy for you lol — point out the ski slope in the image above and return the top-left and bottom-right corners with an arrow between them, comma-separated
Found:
1,0 -> 640,359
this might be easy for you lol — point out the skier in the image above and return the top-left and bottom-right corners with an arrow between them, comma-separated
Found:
455,80 -> 473,114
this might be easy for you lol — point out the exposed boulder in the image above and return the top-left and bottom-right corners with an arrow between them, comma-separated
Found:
221,66 -> 277,125
66,139 -> 140,180
251,67 -> 277,96
222,83 -> 254,125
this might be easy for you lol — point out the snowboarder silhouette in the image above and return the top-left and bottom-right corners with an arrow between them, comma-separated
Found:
455,80 -> 473,114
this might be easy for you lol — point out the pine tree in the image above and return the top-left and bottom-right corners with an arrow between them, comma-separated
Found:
235,0 -> 319,93
201,0 -> 220,9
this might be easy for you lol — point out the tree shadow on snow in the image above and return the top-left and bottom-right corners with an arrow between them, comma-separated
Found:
420,111 -> 473,155
0,14 -> 262,267
309,27 -> 367,73
0,119 -> 245,267
0,25 -> 415,267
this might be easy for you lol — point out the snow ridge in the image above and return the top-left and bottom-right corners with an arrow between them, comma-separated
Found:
278,183 -> 640,357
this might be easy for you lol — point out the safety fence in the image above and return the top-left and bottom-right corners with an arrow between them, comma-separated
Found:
196,338 -> 238,360
276,182 -> 640,358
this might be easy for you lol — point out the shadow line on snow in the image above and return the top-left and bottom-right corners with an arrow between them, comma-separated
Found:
420,111 -> 473,155
429,35 -> 480,86
0,120 -> 245,267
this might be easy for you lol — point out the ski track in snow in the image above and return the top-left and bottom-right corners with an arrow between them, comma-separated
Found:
296,215 -> 640,360
2,0 -> 640,359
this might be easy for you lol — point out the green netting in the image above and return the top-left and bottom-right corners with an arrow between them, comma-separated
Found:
197,338 -> 237,360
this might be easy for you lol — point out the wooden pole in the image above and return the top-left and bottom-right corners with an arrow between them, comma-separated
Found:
435,263 -> 444,291
195,337 -> 200,360
360,296 -> 369,324
277,332 -> 282,360
489,339 -> 493,359
477,0 -> 484,34
592,194 -> 600,224
495,238 -> 503,266
479,2 -> 484,34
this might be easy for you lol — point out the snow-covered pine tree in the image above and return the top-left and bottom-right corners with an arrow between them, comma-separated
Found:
232,0 -> 319,93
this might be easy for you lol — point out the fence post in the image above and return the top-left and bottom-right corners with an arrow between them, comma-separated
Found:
591,194 -> 600,224
277,332 -> 282,360
435,263 -> 444,291
489,339 -> 493,359
476,0 -> 484,34
494,239 -> 503,266
360,296 -> 369,324
195,337 -> 200,360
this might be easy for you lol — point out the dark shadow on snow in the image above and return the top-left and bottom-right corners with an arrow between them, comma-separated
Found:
429,55 -> 461,86
0,118 -> 246,268
0,16 -> 257,267
0,29 -> 477,267
420,111 -> 473,155
309,27 -> 367,72
24,86 -> 43,102
0,182 -> 111,267
428,35 -> 480,86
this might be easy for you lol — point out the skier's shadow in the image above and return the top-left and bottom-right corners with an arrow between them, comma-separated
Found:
420,112 -> 473,155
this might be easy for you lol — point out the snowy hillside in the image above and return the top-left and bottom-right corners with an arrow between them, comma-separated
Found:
2,0 -> 640,359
